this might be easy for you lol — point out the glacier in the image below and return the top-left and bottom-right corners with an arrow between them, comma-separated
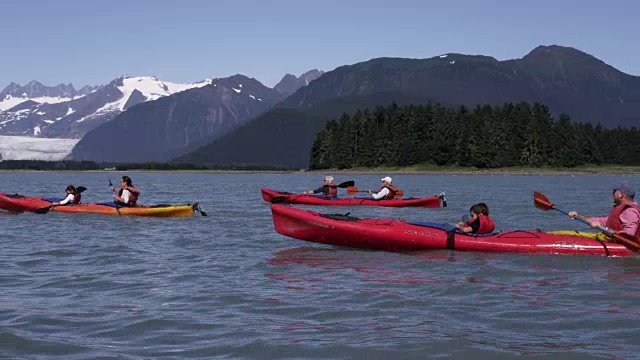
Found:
0,135 -> 79,161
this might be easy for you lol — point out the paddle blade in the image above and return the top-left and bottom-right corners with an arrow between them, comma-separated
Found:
439,192 -> 448,207
34,206 -> 52,214
346,186 -> 361,194
337,180 -> 355,188
193,202 -> 208,216
270,196 -> 290,204
534,191 -> 554,211
77,186 -> 87,193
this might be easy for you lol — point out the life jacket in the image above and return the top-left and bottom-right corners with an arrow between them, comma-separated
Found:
605,202 -> 640,240
118,188 -> 139,206
72,193 -> 81,204
324,182 -> 338,198
378,184 -> 398,200
465,214 -> 496,234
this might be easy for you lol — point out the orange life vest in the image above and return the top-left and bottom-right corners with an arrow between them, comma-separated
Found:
605,202 -> 640,240
465,214 -> 496,234
324,182 -> 338,198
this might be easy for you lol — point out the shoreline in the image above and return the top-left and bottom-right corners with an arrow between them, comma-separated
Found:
1,165 -> 639,175
321,166 -> 640,175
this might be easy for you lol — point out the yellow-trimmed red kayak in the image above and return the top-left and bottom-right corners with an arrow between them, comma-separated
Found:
0,192 -> 205,217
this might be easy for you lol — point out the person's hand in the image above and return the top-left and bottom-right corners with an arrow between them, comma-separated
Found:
568,211 -> 578,219
112,194 -> 117,199
455,222 -> 464,228
590,221 -> 599,229
110,186 -> 116,192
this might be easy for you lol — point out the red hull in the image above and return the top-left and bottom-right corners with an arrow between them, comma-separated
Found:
0,193 -> 51,212
261,188 -> 444,208
270,205 -> 637,257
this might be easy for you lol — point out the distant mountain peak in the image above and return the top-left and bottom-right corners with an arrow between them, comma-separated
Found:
518,44 -> 624,88
273,69 -> 324,96
0,80 -> 87,111
526,45 -> 585,56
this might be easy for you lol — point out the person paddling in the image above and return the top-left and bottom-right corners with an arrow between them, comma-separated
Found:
456,203 -> 496,234
111,176 -> 141,206
304,176 -> 340,198
568,181 -> 640,241
368,176 -> 399,200
55,185 -> 82,206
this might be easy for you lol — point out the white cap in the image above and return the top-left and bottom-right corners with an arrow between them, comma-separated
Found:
381,176 -> 392,183
324,176 -> 334,182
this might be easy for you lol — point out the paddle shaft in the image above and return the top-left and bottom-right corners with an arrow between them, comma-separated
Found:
109,179 -> 122,216
553,205 -> 614,235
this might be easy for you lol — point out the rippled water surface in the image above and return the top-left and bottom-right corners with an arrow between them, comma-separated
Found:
1,172 -> 639,359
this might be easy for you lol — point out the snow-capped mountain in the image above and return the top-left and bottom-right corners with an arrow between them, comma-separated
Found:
0,76 -> 211,138
0,81 -> 90,111
69,75 -> 283,163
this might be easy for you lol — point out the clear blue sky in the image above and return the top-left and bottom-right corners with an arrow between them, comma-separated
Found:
1,0 -> 638,89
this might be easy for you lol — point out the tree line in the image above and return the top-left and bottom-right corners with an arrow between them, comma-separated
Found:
309,102 -> 640,169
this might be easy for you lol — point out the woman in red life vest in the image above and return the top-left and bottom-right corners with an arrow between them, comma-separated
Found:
111,176 -> 141,206
55,185 -> 82,206
304,176 -> 339,198
568,181 -> 640,241
368,176 -> 399,200
456,202 -> 496,234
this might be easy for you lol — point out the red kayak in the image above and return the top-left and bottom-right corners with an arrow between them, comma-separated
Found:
270,204 -> 638,257
0,192 -> 51,212
261,188 -> 445,208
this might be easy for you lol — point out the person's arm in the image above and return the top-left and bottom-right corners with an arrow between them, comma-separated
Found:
369,188 -> 389,200
305,186 -> 326,195
58,193 -> 74,205
586,216 -> 607,227
569,211 -> 606,228
456,218 -> 479,233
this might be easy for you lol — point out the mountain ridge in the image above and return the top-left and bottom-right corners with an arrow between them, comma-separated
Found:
68,74 -> 284,162
177,45 -> 640,169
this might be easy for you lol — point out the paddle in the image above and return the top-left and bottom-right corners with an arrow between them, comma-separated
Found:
270,180 -> 356,203
533,191 -> 640,250
109,179 -> 121,216
346,186 -> 404,198
34,186 -> 88,214
193,202 -> 208,216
